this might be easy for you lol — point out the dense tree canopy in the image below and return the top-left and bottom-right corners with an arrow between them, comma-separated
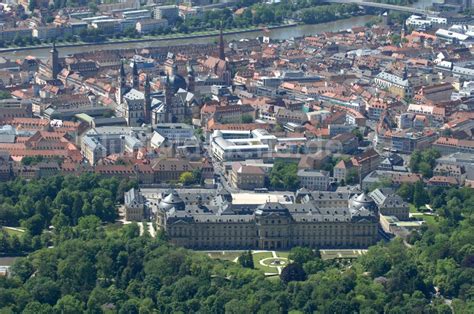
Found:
268,160 -> 300,191
238,251 -> 254,269
0,174 -> 136,254
410,148 -> 441,178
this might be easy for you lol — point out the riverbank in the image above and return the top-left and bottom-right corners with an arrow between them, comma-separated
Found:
0,23 -> 297,54
0,15 -> 376,59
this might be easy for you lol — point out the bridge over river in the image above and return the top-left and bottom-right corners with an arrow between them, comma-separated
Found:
325,0 -> 439,15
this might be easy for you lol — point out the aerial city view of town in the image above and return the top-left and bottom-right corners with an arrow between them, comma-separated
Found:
0,0 -> 473,312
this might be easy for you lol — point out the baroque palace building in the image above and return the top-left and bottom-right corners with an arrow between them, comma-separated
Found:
132,187 -> 380,250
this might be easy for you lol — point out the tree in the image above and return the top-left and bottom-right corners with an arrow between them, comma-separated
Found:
289,247 -> 320,265
191,168 -> 203,185
238,250 -> 254,269
269,161 -> 299,191
123,26 -> 141,39
179,172 -> 195,186
123,223 -> 140,239
398,183 -> 414,202
54,295 -> 84,313
25,277 -> 61,305
413,181 -> 429,209
28,0 -> 36,12
23,302 -> 53,314
241,114 -> 254,123
0,90 -> 11,99
303,259 -> 326,275
139,298 -> 155,314
390,34 -> 402,45
352,128 -> 363,141
119,299 -> 140,314
11,257 -> 34,282
77,215 -> 101,239
194,128 -> 205,142
79,28 -> 104,43
23,214 -> 45,236
346,168 -> 359,185
410,149 -> 440,176
418,161 -> 433,178
410,150 -> 422,172
280,263 -> 307,284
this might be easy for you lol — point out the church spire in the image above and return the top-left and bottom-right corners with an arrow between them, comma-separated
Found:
116,60 -> 127,104
218,22 -> 225,61
144,74 -> 151,124
403,65 -> 408,80
132,61 -> 139,89
119,60 -> 126,80
145,73 -> 150,88
50,42 -> 59,80
187,60 -> 195,93
164,74 -> 172,123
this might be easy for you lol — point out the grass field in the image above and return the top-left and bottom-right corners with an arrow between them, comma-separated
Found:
203,251 -> 290,274
253,252 -> 292,274
252,252 -> 275,273
409,204 -> 439,226
206,251 -> 242,262
419,214 -> 438,225
277,251 -> 289,258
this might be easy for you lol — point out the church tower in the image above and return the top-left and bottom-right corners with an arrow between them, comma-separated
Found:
144,74 -> 151,124
187,61 -> 195,93
218,24 -> 225,61
116,61 -> 126,104
132,61 -> 139,89
164,52 -> 175,76
50,42 -> 60,80
164,74 -> 173,123
402,65 -> 408,80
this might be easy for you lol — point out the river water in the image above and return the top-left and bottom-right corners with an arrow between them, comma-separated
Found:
0,0 -> 441,59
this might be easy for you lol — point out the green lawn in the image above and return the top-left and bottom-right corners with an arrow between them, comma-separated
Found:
198,250 -> 291,275
277,251 -> 290,258
252,252 -> 275,273
205,251 -> 242,262
420,214 -> 438,226
252,252 -> 292,274
409,205 -> 439,226
104,223 -> 123,237
2,227 -> 25,237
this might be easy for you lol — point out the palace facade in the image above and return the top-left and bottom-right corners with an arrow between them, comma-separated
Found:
140,188 -> 380,250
